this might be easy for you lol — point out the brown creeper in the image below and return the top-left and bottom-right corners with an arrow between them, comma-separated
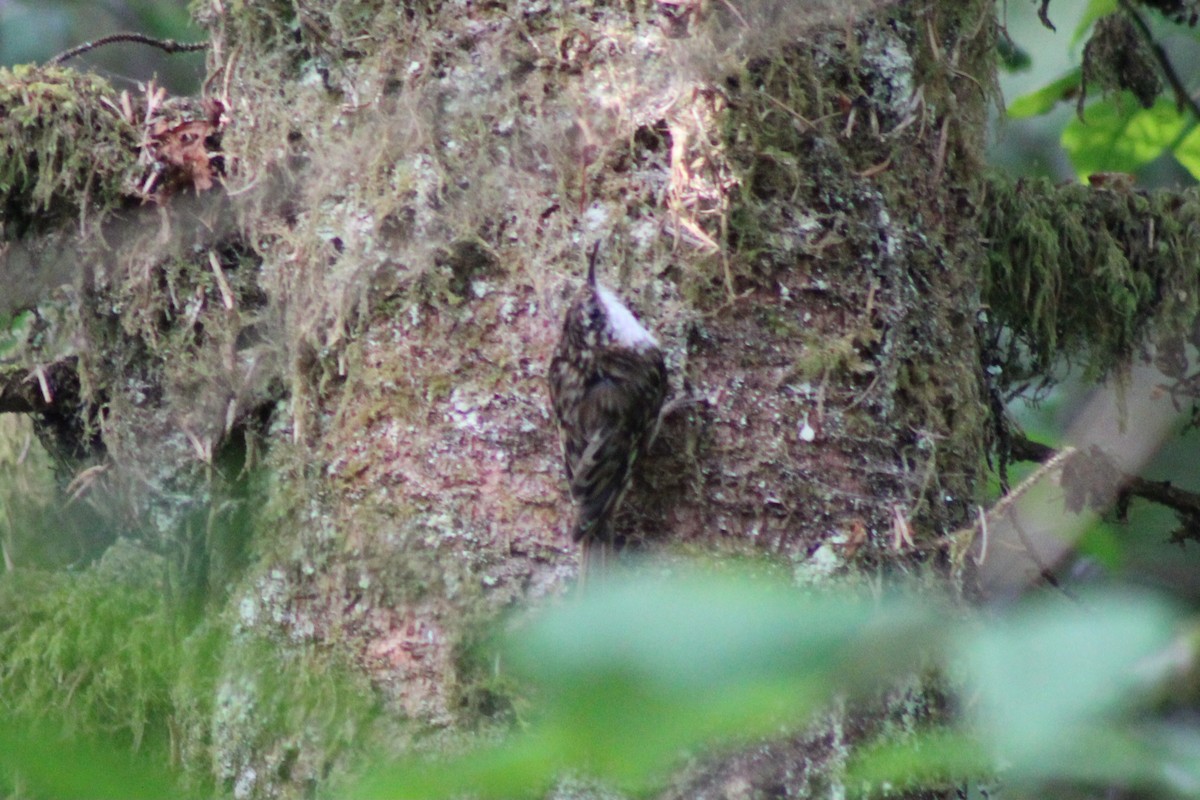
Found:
548,243 -> 667,573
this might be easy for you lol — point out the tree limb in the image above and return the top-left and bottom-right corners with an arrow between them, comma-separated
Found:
1009,432 -> 1200,544
50,33 -> 209,66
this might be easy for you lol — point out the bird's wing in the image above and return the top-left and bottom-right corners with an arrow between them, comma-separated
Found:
567,348 -> 667,540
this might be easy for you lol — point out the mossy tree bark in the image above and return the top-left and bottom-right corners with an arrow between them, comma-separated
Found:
12,0 -> 1190,798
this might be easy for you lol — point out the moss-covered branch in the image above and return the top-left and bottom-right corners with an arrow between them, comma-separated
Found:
981,174 -> 1200,384
0,65 -> 140,237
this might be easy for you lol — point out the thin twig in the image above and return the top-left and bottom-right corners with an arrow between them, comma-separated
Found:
974,505 -> 988,566
1037,0 -> 1056,32
50,33 -> 209,66
991,439 -> 1075,522
1008,511 -> 1080,601
1010,432 -> 1200,537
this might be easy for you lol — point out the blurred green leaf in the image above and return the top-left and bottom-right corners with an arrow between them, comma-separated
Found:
1148,725 -> 1200,795
124,0 -> 197,37
1007,69 -> 1081,118
1062,96 -> 1191,178
355,576 -> 1183,800
997,37 -> 1031,73
1172,123 -> 1200,181
353,733 -> 561,800
509,577 -> 927,691
960,592 -> 1174,775
0,309 -> 34,357
0,718 -> 189,800
1076,520 -> 1125,571
848,729 -> 993,792
1072,0 -> 1119,47
355,574 -> 943,798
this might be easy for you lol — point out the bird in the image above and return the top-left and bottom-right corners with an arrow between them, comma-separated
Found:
548,242 -> 667,578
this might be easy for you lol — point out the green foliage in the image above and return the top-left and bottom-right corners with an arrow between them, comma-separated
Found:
353,572 -> 1186,799
0,535 -> 382,798
0,310 -> 34,357
0,416 -> 118,570
1008,80 -> 1200,181
964,594 -> 1172,780
1062,97 -> 1196,178
1072,0 -> 1120,47
0,721 -> 188,800
501,578 -> 931,784
0,565 -> 1188,800
0,562 -> 197,798
0,568 -> 177,752
356,575 -> 928,799
1170,122 -> 1200,177
859,592 -> 1197,793
170,618 -> 229,787
1006,68 -> 1081,118
996,37 -> 1032,72
1005,4 -> 1200,182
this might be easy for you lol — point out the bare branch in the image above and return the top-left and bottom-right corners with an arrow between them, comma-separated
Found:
1009,432 -> 1200,544
49,33 -> 209,66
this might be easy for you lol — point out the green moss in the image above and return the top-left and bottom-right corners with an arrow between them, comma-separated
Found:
0,558 -> 176,754
981,175 -> 1200,383
449,615 -> 519,728
170,616 -> 228,790
789,329 -> 876,382
211,636 -> 382,798
0,64 -> 139,235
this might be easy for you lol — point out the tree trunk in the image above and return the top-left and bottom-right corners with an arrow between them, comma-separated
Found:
1,0 -> 1000,796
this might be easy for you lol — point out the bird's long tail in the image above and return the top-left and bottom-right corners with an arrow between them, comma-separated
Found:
579,537 -> 612,588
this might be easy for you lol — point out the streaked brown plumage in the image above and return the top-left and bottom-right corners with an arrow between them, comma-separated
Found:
548,244 -> 667,573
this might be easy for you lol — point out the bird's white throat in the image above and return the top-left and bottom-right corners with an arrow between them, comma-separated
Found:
596,286 -> 659,349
